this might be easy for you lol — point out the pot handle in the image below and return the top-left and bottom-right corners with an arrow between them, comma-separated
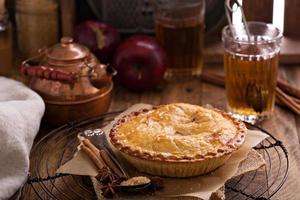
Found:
21,53 -> 77,84
21,66 -> 77,83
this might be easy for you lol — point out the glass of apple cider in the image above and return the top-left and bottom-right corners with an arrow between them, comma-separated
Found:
222,22 -> 282,123
153,0 -> 205,79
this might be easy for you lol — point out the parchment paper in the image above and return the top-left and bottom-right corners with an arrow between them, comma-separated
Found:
57,104 -> 268,200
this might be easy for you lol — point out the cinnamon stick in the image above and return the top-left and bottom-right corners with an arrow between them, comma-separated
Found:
201,70 -> 225,87
80,137 -> 107,170
276,88 -> 300,115
80,137 -> 125,177
99,150 -> 124,178
277,79 -> 300,100
292,96 -> 300,105
81,145 -> 104,170
82,138 -> 100,156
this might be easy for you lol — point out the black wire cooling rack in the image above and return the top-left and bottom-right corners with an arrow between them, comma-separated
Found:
20,111 -> 289,199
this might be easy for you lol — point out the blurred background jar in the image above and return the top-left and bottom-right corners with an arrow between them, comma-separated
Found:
0,0 -> 12,76
15,0 -> 58,58
152,0 -> 205,79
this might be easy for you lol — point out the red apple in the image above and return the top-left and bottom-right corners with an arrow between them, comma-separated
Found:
112,35 -> 167,91
74,20 -> 120,64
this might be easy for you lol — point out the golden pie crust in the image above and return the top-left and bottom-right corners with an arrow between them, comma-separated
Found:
109,103 -> 247,177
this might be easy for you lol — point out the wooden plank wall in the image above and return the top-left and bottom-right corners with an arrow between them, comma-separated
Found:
284,0 -> 300,37
243,0 -> 300,39
243,0 -> 273,23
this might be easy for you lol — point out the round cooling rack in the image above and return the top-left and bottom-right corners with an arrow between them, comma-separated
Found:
20,112 -> 289,200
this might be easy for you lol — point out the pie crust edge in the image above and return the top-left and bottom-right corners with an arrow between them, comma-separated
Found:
109,106 -> 247,163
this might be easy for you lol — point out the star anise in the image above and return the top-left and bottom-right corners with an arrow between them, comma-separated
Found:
96,167 -> 164,198
96,167 -> 123,198
97,166 -> 119,184
147,176 -> 164,193
100,180 -> 120,198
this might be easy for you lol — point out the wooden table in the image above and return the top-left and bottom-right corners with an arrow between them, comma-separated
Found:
109,64 -> 300,200
19,64 -> 300,200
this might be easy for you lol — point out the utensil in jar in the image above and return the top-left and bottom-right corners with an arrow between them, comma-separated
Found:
224,0 -> 251,41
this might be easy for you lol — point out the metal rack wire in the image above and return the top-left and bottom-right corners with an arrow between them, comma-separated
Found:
21,112 -> 289,199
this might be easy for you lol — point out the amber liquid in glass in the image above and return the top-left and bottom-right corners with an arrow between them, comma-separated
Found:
224,51 -> 278,118
155,16 -> 204,78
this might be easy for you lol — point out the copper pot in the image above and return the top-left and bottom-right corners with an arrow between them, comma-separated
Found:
21,37 -> 116,126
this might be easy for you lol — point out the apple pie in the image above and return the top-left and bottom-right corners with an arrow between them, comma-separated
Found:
109,103 -> 247,177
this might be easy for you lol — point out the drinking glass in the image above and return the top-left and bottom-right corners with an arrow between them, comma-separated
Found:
153,0 -> 205,78
222,22 -> 282,123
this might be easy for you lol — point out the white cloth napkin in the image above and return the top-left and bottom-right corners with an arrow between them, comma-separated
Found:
0,77 -> 45,200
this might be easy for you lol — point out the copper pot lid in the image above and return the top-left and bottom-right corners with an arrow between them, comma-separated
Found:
46,37 -> 90,61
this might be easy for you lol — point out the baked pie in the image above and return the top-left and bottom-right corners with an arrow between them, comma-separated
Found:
109,103 -> 247,177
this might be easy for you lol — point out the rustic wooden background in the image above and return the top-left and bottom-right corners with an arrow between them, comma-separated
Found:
10,0 -> 300,199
